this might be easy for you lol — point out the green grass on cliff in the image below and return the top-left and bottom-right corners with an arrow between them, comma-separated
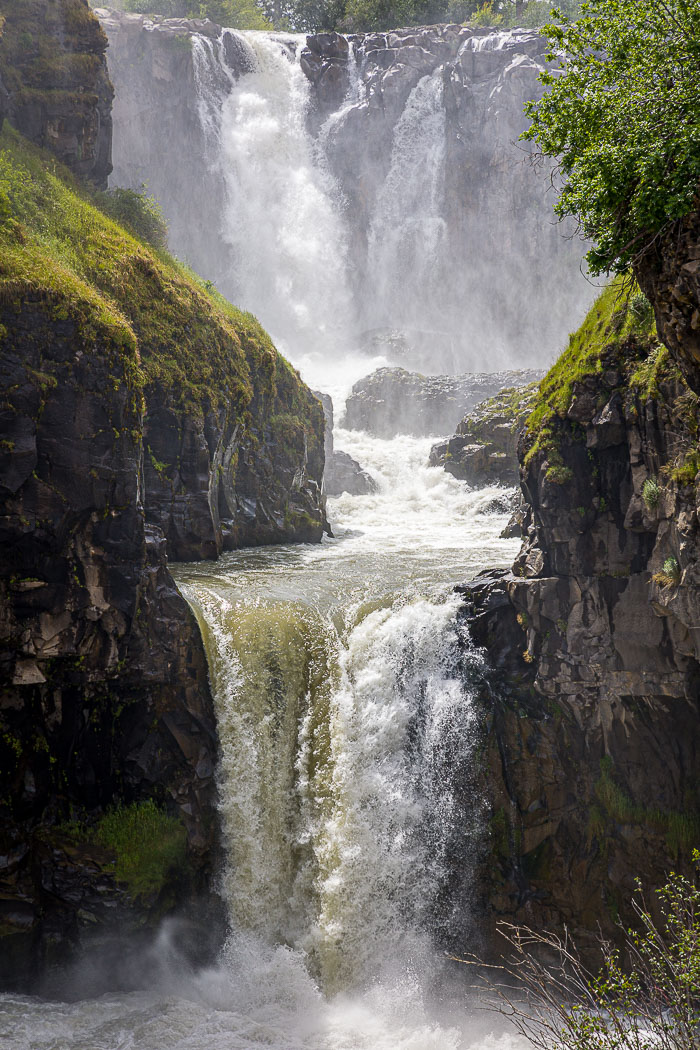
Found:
523,277 -> 665,479
0,0 -> 106,111
0,125 -> 314,428
96,800 -> 187,898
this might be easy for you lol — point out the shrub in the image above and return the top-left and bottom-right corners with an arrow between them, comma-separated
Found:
94,187 -> 169,250
641,476 -> 660,510
462,853 -> 700,1050
96,800 -> 187,897
653,556 -> 681,590
470,2 -> 503,25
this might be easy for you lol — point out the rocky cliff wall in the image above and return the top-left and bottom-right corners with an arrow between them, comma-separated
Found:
461,279 -> 700,949
0,0 -> 113,188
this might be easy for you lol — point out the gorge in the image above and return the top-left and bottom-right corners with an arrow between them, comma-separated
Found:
0,1 -> 699,1048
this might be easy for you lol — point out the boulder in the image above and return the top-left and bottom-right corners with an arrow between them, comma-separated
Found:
344,367 -> 544,438
325,450 -> 377,496
312,389 -> 377,497
429,382 -> 539,486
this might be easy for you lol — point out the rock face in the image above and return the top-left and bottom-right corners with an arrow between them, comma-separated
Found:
143,349 -> 327,561
344,367 -> 543,438
0,0 -> 112,188
635,208 -> 700,394
429,382 -> 539,486
459,281 -> 700,951
99,13 -> 592,372
313,390 -> 377,497
0,296 -> 217,987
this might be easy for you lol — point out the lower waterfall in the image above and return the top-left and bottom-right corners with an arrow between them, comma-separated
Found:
0,441 -> 525,1047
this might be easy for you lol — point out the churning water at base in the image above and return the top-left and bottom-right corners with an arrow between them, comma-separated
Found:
0,432 -> 529,1050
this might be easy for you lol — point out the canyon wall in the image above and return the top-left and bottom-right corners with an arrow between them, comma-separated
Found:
465,278 -> 700,948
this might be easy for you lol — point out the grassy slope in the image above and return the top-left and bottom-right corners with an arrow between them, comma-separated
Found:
0,125 -> 316,439
521,276 -> 678,482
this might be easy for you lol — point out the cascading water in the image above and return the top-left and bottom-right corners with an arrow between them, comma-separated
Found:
192,31 -> 355,363
364,71 -> 448,335
107,17 -> 596,374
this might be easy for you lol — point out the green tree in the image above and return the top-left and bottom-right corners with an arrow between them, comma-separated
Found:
523,0 -> 700,276
463,854 -> 700,1050
123,0 -> 271,28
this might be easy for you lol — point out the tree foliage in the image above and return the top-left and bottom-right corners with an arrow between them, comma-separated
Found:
462,854 -> 700,1050
122,0 -> 271,29
523,0 -> 700,276
117,0 -> 579,32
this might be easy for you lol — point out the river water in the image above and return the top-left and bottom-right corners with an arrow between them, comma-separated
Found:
0,425 -> 527,1049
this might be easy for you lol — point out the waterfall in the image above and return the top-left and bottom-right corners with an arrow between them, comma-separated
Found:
191,31 -> 355,362
107,18 -> 596,376
178,584 -> 485,993
365,71 -> 448,337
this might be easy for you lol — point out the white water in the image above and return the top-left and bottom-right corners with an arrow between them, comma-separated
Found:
365,71 -> 448,335
193,31 -> 355,365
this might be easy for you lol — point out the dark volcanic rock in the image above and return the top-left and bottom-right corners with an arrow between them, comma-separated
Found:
429,382 -> 539,486
635,209 -> 700,394
0,301 -> 217,987
143,363 -> 327,560
0,0 -> 113,188
313,389 -> 377,497
344,367 -> 544,438
458,292 -> 700,955
326,450 -> 377,497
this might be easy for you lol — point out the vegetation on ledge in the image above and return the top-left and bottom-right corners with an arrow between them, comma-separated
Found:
522,278 -> 668,480
0,125 -> 316,436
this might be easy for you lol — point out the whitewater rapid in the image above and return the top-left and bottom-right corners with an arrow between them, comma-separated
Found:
0,425 -> 528,1050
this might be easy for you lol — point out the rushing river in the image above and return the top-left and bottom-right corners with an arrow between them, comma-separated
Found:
0,422 -> 528,1049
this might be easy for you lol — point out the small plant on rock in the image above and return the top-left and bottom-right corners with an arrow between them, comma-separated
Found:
642,476 -> 661,509
653,555 -> 681,590
460,853 -> 700,1050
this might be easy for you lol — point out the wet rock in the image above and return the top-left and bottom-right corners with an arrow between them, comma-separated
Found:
459,324 -> 700,959
345,367 -> 543,439
325,450 -> 377,496
313,389 -> 377,497
0,0 -> 113,188
429,382 -> 539,486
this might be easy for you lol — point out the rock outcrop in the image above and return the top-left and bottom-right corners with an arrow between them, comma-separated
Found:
344,367 -> 543,438
314,390 -> 376,497
0,0 -> 112,188
635,207 -> 700,394
460,280 -> 700,950
429,381 -> 539,486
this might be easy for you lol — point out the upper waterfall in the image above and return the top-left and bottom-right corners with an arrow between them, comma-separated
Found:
102,12 -> 594,377
192,31 -> 355,361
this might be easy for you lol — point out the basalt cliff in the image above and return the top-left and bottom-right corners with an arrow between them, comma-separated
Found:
467,270 -> 700,950
0,0 -> 325,989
